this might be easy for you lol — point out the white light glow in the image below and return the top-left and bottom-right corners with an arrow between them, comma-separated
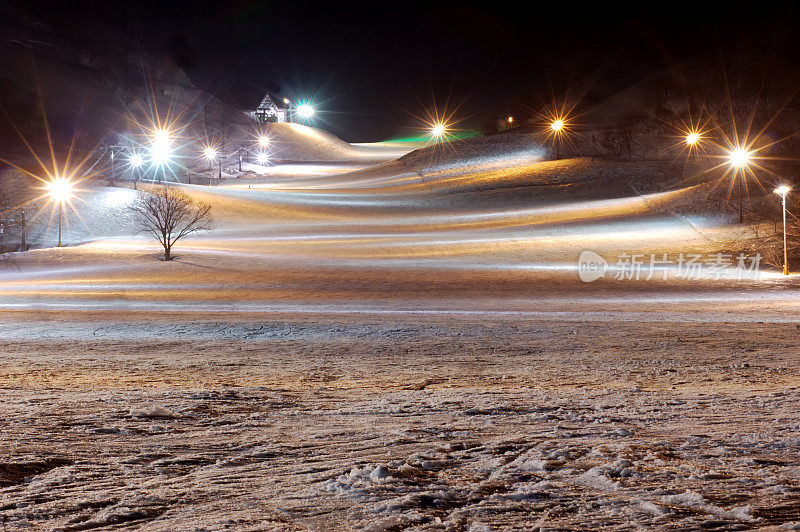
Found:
204,147 -> 217,160
150,129 -> 173,165
431,123 -> 446,137
46,177 -> 73,202
297,104 -> 315,119
129,153 -> 144,168
258,136 -> 270,147
153,129 -> 170,145
775,185 -> 791,196
102,188 -> 137,208
686,132 -> 700,145
150,144 -> 171,164
728,149 -> 751,168
256,152 -> 269,165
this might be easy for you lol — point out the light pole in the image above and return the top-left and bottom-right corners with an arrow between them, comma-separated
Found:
255,137 -> 269,167
46,177 -> 73,247
130,153 -> 143,189
727,148 -> 751,223
110,149 -> 115,187
775,185 -> 791,275
150,129 -> 172,183
682,132 -> 702,181
204,147 -> 222,180
550,119 -> 564,159
283,97 -> 290,121
20,210 -> 26,250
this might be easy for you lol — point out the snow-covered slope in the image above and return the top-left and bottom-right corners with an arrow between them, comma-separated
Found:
261,123 -> 424,163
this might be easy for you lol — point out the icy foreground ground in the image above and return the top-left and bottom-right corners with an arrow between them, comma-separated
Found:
1,314 -> 800,530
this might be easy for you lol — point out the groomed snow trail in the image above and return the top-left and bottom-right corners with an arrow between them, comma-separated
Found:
2,138 -> 800,529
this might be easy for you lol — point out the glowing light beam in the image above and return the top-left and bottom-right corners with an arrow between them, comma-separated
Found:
727,148 -> 752,169
431,123 -> 446,138
297,104 -> 315,119
46,177 -> 73,203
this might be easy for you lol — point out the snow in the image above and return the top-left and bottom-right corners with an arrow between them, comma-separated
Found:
129,405 -> 179,419
2,143 -> 800,528
2,316 -> 798,529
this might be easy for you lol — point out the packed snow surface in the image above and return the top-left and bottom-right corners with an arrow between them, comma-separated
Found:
2,139 -> 800,529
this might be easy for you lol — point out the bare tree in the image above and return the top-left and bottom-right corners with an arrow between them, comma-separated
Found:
131,186 -> 214,260
599,129 -> 624,158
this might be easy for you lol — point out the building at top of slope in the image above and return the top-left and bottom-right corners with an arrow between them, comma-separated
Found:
247,94 -> 291,123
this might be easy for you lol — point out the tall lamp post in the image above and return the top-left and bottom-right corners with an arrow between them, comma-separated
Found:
46,177 -> 73,247
130,153 -> 143,189
550,119 -> 564,159
775,185 -> 791,275
727,148 -> 751,223
682,132 -> 702,181
150,130 -> 172,183
204,147 -> 222,180
110,149 -> 115,187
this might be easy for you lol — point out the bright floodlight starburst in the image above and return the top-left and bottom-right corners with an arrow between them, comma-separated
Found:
258,136 -> 269,147
297,104 -> 315,119
410,97 -> 464,147
129,153 -> 144,168
150,143 -> 171,164
431,123 -> 446,137
46,177 -> 73,202
256,152 -> 269,165
538,101 -> 577,158
153,129 -> 170,145
203,147 -> 217,160
686,132 -> 700,145
149,128 -> 174,165
537,93 -> 580,156
728,148 -> 752,168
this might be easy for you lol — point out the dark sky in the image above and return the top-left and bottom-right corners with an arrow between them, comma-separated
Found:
18,0 -> 800,141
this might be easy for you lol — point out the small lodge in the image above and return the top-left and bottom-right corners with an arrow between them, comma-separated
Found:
247,94 -> 290,123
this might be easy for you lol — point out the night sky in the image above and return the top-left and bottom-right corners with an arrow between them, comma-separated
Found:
17,1 -> 800,141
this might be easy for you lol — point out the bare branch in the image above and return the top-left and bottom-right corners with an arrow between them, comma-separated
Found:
129,186 -> 214,260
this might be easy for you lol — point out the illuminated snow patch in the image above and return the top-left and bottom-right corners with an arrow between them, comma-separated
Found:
99,188 -> 137,208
